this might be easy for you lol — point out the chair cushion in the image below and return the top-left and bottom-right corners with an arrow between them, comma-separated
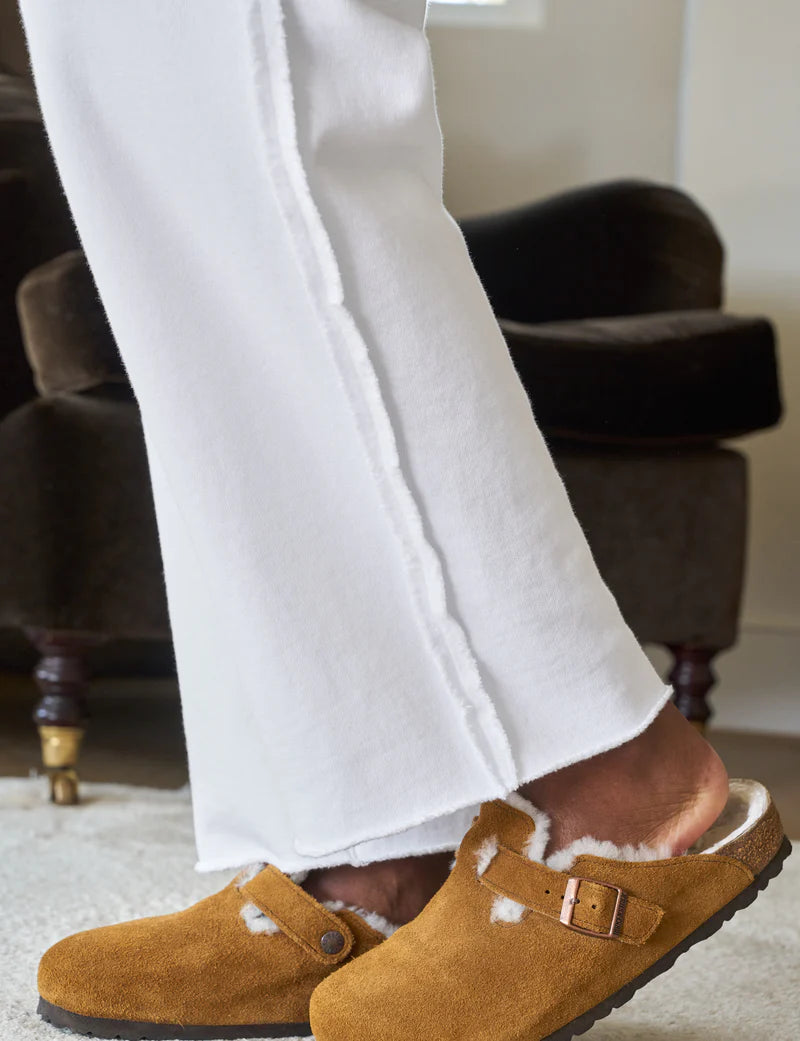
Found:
502,309 -> 782,444
0,388 -> 169,637
17,249 -> 128,397
551,444 -> 746,649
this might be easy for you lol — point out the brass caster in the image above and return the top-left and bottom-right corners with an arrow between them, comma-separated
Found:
38,725 -> 84,805
49,768 -> 80,806
38,724 -> 84,768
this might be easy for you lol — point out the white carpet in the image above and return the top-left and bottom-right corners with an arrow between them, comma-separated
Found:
1,778 -> 797,1041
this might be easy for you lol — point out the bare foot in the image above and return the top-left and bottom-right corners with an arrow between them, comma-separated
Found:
306,705 -> 728,923
304,853 -> 453,925
519,703 -> 729,857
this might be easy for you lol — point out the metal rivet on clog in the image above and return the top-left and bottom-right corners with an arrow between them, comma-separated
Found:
320,929 -> 345,955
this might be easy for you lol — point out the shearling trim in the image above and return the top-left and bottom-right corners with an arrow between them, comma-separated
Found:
689,779 -> 769,854
475,835 -> 498,877
240,900 -> 280,935
503,794 -> 673,872
235,862 -> 266,887
236,866 -> 310,934
484,794 -> 552,922
503,790 -> 539,819
491,780 -> 763,897
504,792 -> 551,862
539,781 -> 767,869
518,805 -> 670,868
321,900 -> 400,938
235,863 -> 310,887
545,837 -> 671,873
490,895 -> 527,925
240,895 -> 399,939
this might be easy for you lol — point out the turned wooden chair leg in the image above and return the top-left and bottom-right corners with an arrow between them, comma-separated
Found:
666,644 -> 720,732
25,629 -> 106,805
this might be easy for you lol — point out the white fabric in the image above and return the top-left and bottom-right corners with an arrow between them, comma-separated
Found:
19,0 -> 669,873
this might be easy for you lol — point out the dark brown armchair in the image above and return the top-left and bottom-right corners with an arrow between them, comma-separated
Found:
461,181 -> 782,727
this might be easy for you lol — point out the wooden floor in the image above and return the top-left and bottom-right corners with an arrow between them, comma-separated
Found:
2,673 -> 799,836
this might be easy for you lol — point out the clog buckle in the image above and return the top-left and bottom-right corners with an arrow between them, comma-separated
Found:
560,877 -> 626,938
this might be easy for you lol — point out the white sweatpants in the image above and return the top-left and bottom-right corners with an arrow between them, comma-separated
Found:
20,0 -> 669,873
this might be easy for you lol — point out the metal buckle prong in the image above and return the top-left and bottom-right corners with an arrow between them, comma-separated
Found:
560,877 -> 626,939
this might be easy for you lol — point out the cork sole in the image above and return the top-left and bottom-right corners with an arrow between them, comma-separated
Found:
36,1000 -> 312,1040
543,834 -> 793,1041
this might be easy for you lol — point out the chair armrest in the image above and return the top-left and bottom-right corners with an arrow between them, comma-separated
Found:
502,310 -> 781,444
16,250 -> 130,397
0,169 -> 37,419
0,391 -> 168,636
459,179 -> 724,323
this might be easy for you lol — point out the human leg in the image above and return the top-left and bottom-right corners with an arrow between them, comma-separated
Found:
21,0 -> 671,873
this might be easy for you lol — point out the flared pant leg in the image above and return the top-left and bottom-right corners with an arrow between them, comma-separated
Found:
20,0 -> 669,872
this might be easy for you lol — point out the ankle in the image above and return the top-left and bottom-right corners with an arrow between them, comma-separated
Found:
304,853 -> 453,926
519,703 -> 729,858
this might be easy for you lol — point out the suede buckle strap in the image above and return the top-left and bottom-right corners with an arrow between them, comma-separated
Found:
241,866 -> 355,964
478,846 -> 664,946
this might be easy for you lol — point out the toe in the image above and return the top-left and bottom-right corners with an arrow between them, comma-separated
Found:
38,930 -> 97,1012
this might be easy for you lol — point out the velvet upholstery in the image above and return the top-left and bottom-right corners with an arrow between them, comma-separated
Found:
552,445 -> 746,649
0,71 -> 168,657
503,310 -> 781,444
460,180 -> 724,323
0,168 -> 36,418
456,181 -> 782,668
0,72 -> 79,420
0,387 -> 169,637
0,73 -> 78,275
17,250 -> 128,396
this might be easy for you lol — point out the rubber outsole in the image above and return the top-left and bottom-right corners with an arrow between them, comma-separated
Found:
36,1000 -> 312,1040
542,834 -> 793,1041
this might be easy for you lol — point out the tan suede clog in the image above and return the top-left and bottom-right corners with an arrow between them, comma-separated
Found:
310,779 -> 790,1041
37,863 -> 392,1040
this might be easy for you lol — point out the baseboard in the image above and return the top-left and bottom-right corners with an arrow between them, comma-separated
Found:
647,626 -> 800,737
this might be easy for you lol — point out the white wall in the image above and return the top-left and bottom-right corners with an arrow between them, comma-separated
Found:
679,0 -> 800,733
428,0 -> 686,217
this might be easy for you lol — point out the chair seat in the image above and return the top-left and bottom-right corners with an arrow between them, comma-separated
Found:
551,444 -> 746,649
502,309 -> 782,444
0,389 -> 169,637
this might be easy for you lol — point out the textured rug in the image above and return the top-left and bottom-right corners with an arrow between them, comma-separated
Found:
1,778 -> 797,1040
